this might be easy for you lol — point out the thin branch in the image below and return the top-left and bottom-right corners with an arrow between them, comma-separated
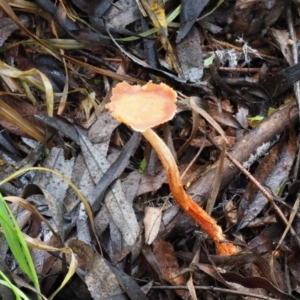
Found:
225,153 -> 300,248
197,125 -> 300,247
151,285 -> 277,300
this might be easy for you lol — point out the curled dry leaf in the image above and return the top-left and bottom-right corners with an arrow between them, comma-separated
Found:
20,234 -> 78,300
0,60 -> 54,116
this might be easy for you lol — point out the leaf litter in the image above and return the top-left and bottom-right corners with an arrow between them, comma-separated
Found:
1,0 -> 300,299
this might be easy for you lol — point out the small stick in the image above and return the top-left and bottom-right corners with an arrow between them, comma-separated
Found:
198,125 -> 300,247
218,66 -> 262,73
151,285 -> 278,300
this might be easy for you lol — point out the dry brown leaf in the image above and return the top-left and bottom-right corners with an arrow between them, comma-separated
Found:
195,263 -> 266,300
238,132 -> 297,229
153,240 -> 186,298
137,170 -> 167,195
67,239 -> 95,271
144,206 -> 162,245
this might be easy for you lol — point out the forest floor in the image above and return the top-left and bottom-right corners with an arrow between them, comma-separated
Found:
0,1 -> 300,299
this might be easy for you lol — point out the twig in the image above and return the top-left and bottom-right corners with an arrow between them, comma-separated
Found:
151,285 -> 277,300
218,66 -> 279,73
225,153 -> 300,248
196,125 -> 300,247
189,102 -> 298,210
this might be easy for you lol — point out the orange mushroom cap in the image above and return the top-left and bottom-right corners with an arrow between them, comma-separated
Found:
105,81 -> 177,132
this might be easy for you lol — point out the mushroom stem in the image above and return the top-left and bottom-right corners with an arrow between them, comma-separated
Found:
142,128 -> 237,255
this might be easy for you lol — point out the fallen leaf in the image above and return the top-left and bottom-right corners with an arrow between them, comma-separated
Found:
77,130 -> 140,247
270,28 -> 293,66
153,240 -> 186,297
144,206 -> 162,245
85,252 -> 123,299
222,272 -> 298,300
176,0 -> 209,43
176,26 -> 203,82
238,133 -> 296,229
248,224 -> 283,254
0,15 -> 31,47
88,132 -> 141,211
137,170 -> 167,196
108,262 -> 149,300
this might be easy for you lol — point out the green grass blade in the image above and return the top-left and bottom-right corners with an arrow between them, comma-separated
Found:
0,193 -> 41,299
0,270 -> 30,300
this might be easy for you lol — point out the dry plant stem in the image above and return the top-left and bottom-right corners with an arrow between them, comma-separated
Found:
218,66 -> 263,73
142,128 -> 237,255
151,286 -> 277,300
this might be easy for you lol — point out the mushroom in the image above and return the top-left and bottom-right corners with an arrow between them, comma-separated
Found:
106,81 -> 237,255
